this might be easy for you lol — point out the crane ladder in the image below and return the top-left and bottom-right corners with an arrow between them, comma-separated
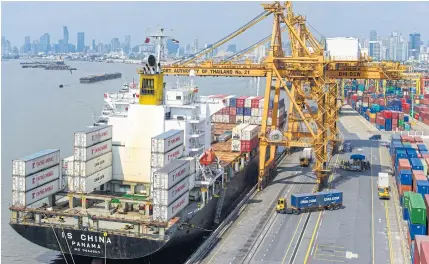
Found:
214,185 -> 228,224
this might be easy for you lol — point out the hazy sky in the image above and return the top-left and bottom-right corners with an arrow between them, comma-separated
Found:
2,1 -> 428,49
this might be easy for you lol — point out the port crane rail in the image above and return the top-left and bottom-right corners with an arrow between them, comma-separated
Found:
163,1 -> 406,191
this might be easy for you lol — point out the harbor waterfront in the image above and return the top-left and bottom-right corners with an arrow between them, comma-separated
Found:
1,59 -> 263,264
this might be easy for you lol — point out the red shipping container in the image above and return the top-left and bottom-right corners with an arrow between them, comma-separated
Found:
230,107 -> 237,115
424,195 -> 429,215
392,111 -> 399,119
370,118 -> 376,124
423,154 -> 429,159
240,140 -> 251,152
229,115 -> 236,124
416,137 -> 424,143
414,236 -> 429,264
250,96 -> 263,108
413,172 -> 427,191
399,159 -> 412,171
421,242 -> 429,264
236,96 -> 248,108
399,184 -> 412,196
384,111 -> 393,119
392,119 -> 398,125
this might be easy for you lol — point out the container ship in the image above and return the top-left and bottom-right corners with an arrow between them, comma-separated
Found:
9,55 -> 287,260
80,72 -> 122,83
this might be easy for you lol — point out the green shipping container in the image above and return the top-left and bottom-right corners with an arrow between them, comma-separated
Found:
420,158 -> 428,175
403,191 -> 412,210
409,193 -> 427,225
398,120 -> 404,126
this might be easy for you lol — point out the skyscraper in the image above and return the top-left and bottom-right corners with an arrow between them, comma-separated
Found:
24,36 -> 31,53
111,38 -> 120,52
92,39 -> 96,51
63,26 -> 69,53
124,35 -> 131,54
369,30 -> 378,41
192,37 -> 199,53
409,33 -> 421,60
369,30 -> 378,58
77,32 -> 85,52
39,33 -> 50,54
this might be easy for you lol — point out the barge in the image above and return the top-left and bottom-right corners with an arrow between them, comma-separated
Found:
79,73 -> 122,84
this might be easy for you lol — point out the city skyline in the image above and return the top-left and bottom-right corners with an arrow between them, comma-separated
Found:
2,1 -> 428,48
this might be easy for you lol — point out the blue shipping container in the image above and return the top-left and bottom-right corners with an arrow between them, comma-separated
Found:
403,207 -> 409,220
237,107 -> 244,116
399,170 -> 413,185
418,144 -> 428,152
290,193 -> 318,208
316,191 -> 343,206
407,149 -> 418,158
396,149 -> 407,159
410,158 -> 424,171
421,151 -> 429,155
229,98 -> 237,107
408,220 -> 427,240
416,180 -> 429,195
404,115 -> 410,122
392,134 -> 401,141
244,107 -> 251,116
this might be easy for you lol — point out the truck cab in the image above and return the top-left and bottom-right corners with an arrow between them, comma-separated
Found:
377,172 -> 390,199
369,134 -> 381,140
276,198 -> 286,213
299,157 -> 310,167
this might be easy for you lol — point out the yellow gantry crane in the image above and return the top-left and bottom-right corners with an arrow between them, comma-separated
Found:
163,1 -> 406,191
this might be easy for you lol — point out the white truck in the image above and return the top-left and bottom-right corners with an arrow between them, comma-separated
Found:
377,172 -> 390,199
300,148 -> 313,167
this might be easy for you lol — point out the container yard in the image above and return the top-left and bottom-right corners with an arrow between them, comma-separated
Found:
390,134 -> 429,263
79,72 -> 122,83
346,80 -> 429,132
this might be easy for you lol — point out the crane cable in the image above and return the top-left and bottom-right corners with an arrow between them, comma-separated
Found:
221,25 -> 289,63
176,10 -> 272,65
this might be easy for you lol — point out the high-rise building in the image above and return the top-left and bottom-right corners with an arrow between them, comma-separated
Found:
92,39 -> 96,51
204,44 -> 213,59
409,33 -> 421,60
111,38 -> 120,52
97,43 -> 104,53
227,44 -> 237,53
63,26 -> 69,53
39,33 -> 50,54
192,37 -> 199,53
24,36 -> 31,53
369,41 -> 381,61
185,44 -> 191,55
369,30 -> 378,41
124,35 -> 131,54
77,32 -> 85,52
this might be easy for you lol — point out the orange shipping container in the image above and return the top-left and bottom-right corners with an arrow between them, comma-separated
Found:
399,159 -> 412,171
414,172 -> 428,191
399,184 -> 412,196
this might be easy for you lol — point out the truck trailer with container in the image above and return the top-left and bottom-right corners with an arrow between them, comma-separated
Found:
276,191 -> 343,214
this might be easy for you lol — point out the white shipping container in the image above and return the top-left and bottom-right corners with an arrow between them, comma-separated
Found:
251,108 -> 259,117
256,117 -> 262,125
153,160 -> 190,190
151,129 -> 184,154
243,116 -> 251,124
181,157 -> 197,175
62,156 -> 74,176
231,139 -> 241,152
244,96 -> 255,108
12,179 -> 60,207
189,173 -> 196,190
153,176 -> 189,206
250,117 -> 258,125
74,125 -> 113,148
258,98 -> 265,109
152,191 -> 190,222
151,145 -> 184,168
74,139 -> 112,162
76,166 -> 113,194
378,172 -> 389,189
236,116 -> 244,124
73,151 -> 113,177
222,115 -> 229,123
13,149 -> 60,177
241,125 -> 259,140
64,176 -> 75,192
232,123 -> 248,140
13,165 -> 61,192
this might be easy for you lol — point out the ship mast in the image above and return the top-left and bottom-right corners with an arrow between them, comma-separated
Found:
147,26 -> 170,71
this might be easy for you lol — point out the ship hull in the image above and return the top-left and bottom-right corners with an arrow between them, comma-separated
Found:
10,156 -> 259,260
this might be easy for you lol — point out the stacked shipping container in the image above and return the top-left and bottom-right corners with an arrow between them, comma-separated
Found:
231,124 -> 260,153
211,95 -> 286,126
12,149 -> 61,206
150,130 -> 189,222
67,125 -> 114,194
390,135 -> 429,262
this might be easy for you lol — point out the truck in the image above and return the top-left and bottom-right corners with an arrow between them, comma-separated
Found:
299,148 -> 313,167
377,172 -> 390,199
276,191 -> 343,215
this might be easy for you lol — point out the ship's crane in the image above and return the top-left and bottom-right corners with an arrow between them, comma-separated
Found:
163,1 -> 407,191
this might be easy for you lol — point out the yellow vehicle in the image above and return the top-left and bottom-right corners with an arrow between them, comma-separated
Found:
299,157 -> 310,167
276,198 -> 287,213
378,172 -> 390,199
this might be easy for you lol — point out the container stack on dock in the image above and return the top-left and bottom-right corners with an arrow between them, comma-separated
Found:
231,124 -> 260,153
390,134 -> 429,262
211,95 -> 286,126
65,125 -> 113,194
12,149 -> 62,207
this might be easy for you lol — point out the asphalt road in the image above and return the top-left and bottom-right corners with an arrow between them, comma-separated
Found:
197,106 -> 408,264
